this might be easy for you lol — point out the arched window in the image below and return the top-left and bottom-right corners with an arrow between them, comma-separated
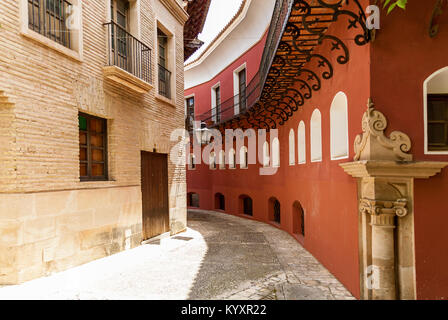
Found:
424,67 -> 448,153
289,129 -> 295,165
240,146 -> 248,169
330,92 -> 349,160
310,109 -> 322,162
209,152 -> 216,170
272,137 -> 280,167
188,154 -> 196,170
219,150 -> 226,169
263,141 -> 270,167
292,201 -> 305,237
187,192 -> 200,208
214,193 -> 225,210
268,197 -> 281,224
229,148 -> 236,169
239,195 -> 253,216
298,121 -> 306,164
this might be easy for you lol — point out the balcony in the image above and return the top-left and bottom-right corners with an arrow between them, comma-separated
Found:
158,64 -> 172,99
197,72 -> 261,128
103,21 -> 153,93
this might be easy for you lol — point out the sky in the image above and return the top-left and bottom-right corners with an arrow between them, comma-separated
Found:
185,0 -> 244,64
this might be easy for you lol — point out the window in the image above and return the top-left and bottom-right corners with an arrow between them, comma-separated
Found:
212,85 -> 221,123
293,201 -> 305,237
158,28 -> 171,98
27,0 -> 72,48
238,69 -> 247,112
229,148 -> 236,169
310,109 -> 322,162
272,138 -> 280,167
298,121 -> 306,164
263,142 -> 270,167
289,129 -> 295,165
209,152 -> 216,170
219,150 -> 226,169
424,67 -> 448,153
240,146 -> 248,169
215,193 -> 225,211
188,154 -> 196,170
79,113 -> 108,181
427,95 -> 448,150
185,97 -> 195,131
239,195 -> 253,216
330,92 -> 349,159
269,197 -> 281,224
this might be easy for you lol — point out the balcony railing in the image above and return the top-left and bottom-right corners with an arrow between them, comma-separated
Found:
28,0 -> 72,48
197,72 -> 261,127
158,64 -> 172,99
104,21 -> 152,84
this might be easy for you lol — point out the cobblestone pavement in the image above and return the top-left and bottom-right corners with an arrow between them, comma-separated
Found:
0,209 -> 354,300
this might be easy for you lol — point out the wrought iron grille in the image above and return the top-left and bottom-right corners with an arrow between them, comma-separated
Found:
197,72 -> 261,127
104,21 -> 152,84
28,0 -> 72,48
158,64 -> 172,99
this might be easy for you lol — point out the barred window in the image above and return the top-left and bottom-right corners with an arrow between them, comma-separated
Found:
27,0 -> 73,48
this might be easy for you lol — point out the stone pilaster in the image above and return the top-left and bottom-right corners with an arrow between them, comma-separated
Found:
341,100 -> 448,300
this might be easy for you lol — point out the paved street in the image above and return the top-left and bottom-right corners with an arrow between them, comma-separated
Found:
0,209 -> 354,300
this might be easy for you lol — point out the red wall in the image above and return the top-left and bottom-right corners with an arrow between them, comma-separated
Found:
185,32 -> 268,116
186,1 -> 448,300
370,2 -> 448,300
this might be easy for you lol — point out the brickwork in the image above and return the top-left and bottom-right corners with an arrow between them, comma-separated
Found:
0,0 -> 188,284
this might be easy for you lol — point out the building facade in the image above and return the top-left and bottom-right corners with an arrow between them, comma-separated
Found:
0,0 -> 208,284
185,0 -> 448,300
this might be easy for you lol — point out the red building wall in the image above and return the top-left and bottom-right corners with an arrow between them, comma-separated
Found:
369,2 -> 448,300
186,1 -> 448,299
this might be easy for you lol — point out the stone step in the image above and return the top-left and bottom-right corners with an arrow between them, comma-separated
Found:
0,96 -> 9,103
0,101 -> 15,108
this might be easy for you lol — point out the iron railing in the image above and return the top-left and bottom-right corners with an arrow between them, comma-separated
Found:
259,0 -> 294,92
104,21 -> 152,84
28,0 -> 72,48
198,72 -> 262,126
195,0 -> 293,128
158,64 -> 172,99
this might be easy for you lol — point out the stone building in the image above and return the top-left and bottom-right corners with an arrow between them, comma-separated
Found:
0,0 -> 208,284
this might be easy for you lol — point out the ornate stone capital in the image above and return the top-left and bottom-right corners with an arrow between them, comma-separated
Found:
359,198 -> 408,226
354,99 -> 412,162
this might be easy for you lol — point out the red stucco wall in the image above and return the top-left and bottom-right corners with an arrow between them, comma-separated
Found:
186,0 -> 448,300
370,2 -> 448,300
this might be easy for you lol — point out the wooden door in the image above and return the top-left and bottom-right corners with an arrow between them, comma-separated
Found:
141,151 -> 169,241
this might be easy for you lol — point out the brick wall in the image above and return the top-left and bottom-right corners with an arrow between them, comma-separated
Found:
0,0 -> 188,283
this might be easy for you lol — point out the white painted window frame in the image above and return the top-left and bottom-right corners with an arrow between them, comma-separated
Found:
211,82 -> 221,123
423,66 -> 448,155
233,63 -> 247,115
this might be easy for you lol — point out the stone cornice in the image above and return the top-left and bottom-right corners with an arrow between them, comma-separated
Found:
159,0 -> 189,25
340,160 -> 448,179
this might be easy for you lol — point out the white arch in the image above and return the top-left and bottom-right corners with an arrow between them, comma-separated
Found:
240,146 -> 248,169
209,152 -> 216,170
310,109 -> 322,162
330,92 -> 349,160
263,141 -> 270,167
298,121 -> 306,164
289,129 -> 295,165
229,148 -> 236,169
424,66 -> 448,154
272,137 -> 280,167
219,150 -> 226,169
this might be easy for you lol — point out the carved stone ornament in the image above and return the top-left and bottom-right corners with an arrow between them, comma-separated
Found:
359,198 -> 408,218
354,99 -> 413,162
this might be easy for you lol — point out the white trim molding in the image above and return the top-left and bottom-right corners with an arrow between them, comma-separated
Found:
423,66 -> 448,155
233,62 -> 247,115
